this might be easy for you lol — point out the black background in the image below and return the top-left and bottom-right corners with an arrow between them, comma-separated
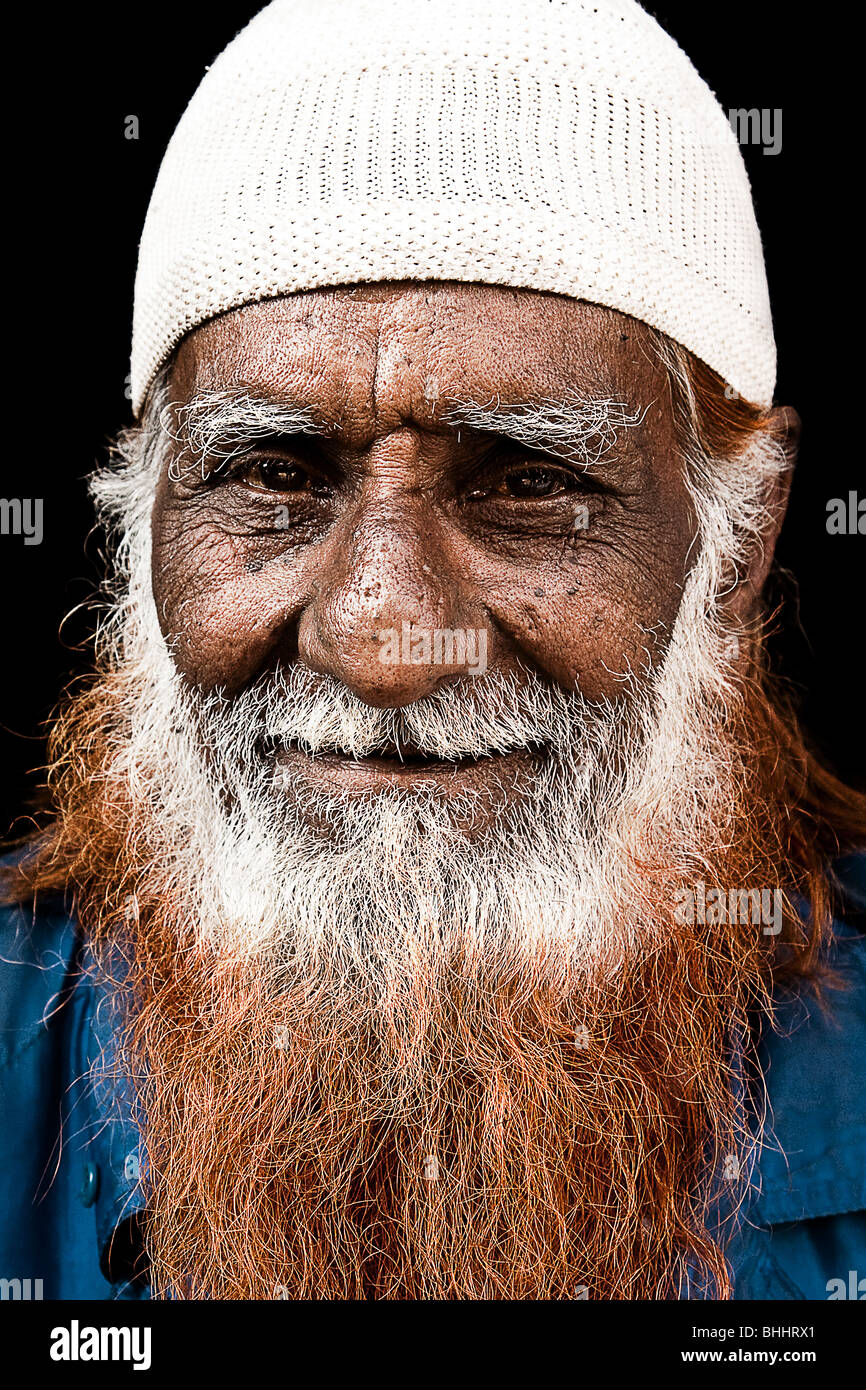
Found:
2,2 -> 862,837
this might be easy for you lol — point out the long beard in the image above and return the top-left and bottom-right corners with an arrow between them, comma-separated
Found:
36,526 -> 820,1301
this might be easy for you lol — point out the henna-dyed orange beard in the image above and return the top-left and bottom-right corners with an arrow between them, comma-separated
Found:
120,917 -> 763,1301
47,663 -> 814,1302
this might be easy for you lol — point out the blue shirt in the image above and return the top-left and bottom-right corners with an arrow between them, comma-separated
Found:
1,857 -> 864,1301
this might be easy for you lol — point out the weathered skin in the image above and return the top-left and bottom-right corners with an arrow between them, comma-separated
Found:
152,282 -> 794,798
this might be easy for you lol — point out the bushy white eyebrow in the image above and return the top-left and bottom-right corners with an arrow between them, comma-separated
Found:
164,389 -> 321,479
441,393 -> 647,465
161,386 -> 646,480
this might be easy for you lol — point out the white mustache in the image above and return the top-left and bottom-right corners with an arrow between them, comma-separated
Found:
245,665 -> 597,762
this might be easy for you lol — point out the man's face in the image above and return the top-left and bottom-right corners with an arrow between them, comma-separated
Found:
152,283 -> 698,812
63,284 -> 796,1300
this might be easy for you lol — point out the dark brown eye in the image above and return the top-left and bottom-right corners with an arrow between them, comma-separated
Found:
500,466 -> 572,498
242,459 -> 317,492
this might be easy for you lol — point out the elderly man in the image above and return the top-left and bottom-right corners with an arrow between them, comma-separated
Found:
1,0 -> 864,1303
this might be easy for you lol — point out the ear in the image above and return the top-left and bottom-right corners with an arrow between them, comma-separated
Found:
722,404 -> 799,624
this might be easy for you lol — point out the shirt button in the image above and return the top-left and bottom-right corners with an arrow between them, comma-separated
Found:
79,1159 -> 99,1208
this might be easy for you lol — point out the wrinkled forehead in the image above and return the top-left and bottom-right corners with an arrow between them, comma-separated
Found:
169,283 -> 669,447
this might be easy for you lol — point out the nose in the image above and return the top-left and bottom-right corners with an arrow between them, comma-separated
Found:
297,501 -> 489,707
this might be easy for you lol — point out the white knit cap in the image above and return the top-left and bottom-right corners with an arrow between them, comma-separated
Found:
131,0 -> 776,416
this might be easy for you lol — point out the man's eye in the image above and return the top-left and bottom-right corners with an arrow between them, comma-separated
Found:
470,465 -> 577,500
239,458 -> 318,492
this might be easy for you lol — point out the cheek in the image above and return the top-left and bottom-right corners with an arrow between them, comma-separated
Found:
481,513 -> 696,699
151,508 -> 313,692
496,584 -> 684,700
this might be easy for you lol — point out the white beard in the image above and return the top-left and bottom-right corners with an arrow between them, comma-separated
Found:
93,416 -> 783,998
104,559 -> 734,999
